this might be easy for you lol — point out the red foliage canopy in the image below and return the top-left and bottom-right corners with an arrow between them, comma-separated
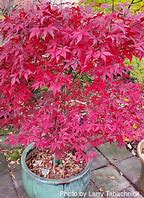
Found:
0,3 -> 144,159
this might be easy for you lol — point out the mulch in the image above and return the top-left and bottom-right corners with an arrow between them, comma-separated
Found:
26,148 -> 86,180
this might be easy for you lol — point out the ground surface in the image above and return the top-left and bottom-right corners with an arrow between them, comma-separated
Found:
0,142 -> 144,198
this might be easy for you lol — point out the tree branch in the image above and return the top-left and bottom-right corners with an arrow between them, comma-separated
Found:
132,0 -> 142,4
128,0 -> 142,9
112,0 -> 115,12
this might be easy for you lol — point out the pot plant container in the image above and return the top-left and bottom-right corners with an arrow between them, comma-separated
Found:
21,143 -> 92,198
138,140 -> 144,192
0,1 -> 144,198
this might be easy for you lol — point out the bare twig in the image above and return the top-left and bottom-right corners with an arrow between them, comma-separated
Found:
112,0 -> 115,12
132,0 -> 142,4
7,0 -> 15,12
128,0 -> 142,9
128,0 -> 134,9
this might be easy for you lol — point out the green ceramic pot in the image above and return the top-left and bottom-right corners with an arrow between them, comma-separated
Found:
21,143 -> 93,198
137,140 -> 144,192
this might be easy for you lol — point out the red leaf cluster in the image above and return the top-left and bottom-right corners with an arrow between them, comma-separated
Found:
0,3 -> 144,159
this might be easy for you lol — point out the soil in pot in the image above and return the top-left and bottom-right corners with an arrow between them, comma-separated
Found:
26,148 -> 86,180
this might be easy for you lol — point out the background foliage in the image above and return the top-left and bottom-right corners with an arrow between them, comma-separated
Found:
1,0 -> 144,15
81,0 -> 144,13
125,57 -> 144,84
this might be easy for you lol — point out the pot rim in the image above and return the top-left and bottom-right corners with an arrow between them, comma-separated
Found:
21,143 -> 93,184
137,139 -> 144,163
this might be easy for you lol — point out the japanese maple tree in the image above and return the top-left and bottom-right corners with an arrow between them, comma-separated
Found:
0,2 -> 144,160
